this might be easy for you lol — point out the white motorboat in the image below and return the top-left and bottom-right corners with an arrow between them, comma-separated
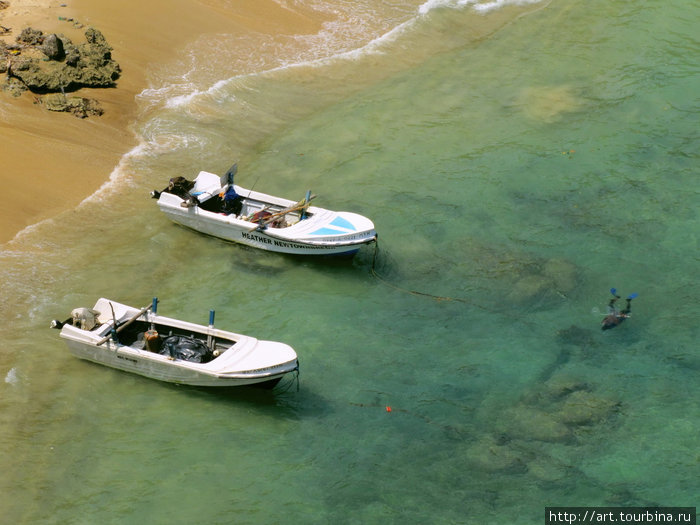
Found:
50,298 -> 299,388
151,165 -> 377,257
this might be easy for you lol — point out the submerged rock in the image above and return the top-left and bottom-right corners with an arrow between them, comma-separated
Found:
501,407 -> 573,443
556,324 -> 598,348
498,375 -> 621,445
527,456 -> 571,482
543,258 -> 578,293
542,377 -> 591,400
524,376 -> 590,405
465,435 -> 529,473
556,390 -> 620,426
508,274 -> 550,303
499,256 -> 580,307
516,84 -> 583,123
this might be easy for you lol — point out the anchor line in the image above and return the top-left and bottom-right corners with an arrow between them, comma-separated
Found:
276,367 -> 300,394
369,239 -> 482,308
368,240 -> 537,328
348,402 -> 469,438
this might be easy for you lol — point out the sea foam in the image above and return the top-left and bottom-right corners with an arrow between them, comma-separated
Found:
419,0 -> 543,14
83,0 -> 550,204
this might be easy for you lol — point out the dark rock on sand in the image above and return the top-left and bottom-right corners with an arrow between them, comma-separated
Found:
2,26 -> 119,116
42,33 -> 65,61
2,76 -> 25,97
16,27 -> 44,46
8,27 -> 120,92
41,92 -> 104,118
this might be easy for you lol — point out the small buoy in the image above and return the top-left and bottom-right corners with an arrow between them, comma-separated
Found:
386,406 -> 392,413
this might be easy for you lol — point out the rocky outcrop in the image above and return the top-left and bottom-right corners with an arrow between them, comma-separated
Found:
1,25 -> 119,116
3,26 -> 120,92
41,92 -> 104,118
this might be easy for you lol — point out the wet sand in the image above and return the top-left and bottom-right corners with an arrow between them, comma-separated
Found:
0,0 -> 324,244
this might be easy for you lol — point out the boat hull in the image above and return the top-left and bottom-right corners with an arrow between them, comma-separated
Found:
154,172 -> 376,257
63,338 -> 297,387
56,299 -> 299,388
163,208 -> 370,256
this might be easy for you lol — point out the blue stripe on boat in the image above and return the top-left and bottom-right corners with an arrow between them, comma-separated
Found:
310,227 -> 344,236
330,216 -> 356,231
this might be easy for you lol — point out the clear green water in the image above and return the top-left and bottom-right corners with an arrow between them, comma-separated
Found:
1,1 -> 698,523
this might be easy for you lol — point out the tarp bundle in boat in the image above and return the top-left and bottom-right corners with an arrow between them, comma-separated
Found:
159,335 -> 214,363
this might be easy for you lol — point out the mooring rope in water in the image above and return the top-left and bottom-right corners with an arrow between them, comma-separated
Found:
369,239 -> 482,308
275,368 -> 300,394
368,239 -> 538,327
349,401 -> 469,438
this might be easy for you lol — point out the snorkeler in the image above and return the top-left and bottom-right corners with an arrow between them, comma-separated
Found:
601,288 -> 638,331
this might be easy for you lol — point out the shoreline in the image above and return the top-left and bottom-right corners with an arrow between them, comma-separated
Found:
0,0 -> 325,245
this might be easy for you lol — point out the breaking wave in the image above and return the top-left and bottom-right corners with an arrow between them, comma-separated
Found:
80,0 -> 548,209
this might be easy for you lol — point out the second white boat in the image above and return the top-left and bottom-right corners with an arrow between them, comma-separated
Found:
51,298 -> 299,388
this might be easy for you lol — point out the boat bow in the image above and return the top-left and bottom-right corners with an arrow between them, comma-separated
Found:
265,209 -> 376,246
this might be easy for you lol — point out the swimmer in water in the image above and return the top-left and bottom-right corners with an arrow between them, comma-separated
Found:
601,288 -> 638,331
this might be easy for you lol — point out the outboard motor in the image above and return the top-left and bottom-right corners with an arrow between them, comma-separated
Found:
51,307 -> 100,330
50,319 -> 66,329
71,308 -> 101,330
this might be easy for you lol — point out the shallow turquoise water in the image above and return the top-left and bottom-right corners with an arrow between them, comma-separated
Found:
1,0 -> 698,523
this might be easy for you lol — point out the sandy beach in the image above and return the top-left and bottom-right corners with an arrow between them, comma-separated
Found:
0,0 -> 325,244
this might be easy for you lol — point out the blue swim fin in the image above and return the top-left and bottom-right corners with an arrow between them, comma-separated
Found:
610,288 -> 617,296
627,293 -> 638,300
